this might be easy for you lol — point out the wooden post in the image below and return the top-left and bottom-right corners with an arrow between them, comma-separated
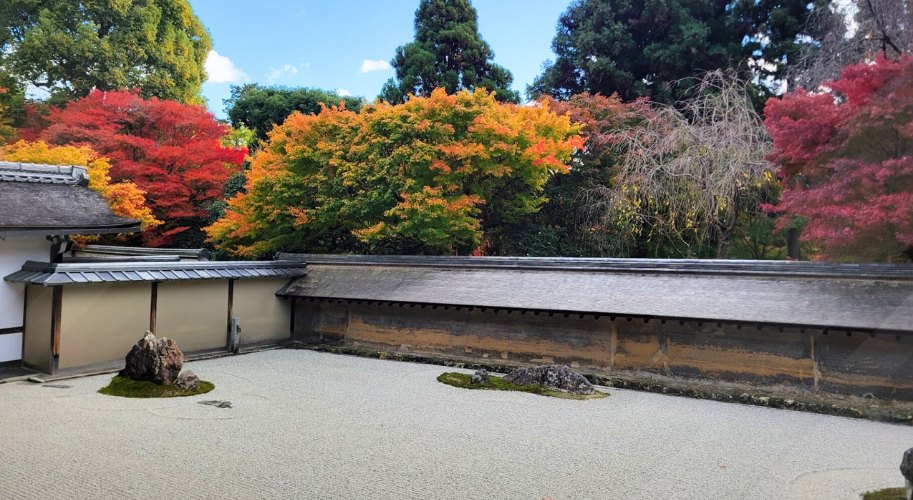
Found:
149,282 -> 158,334
609,318 -> 618,372
226,280 -> 234,349
51,287 -> 62,373
289,297 -> 297,338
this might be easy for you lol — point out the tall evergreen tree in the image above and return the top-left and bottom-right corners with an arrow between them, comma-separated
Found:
529,0 -> 827,103
380,0 -> 519,103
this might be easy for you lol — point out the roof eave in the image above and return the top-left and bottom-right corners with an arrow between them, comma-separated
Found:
0,222 -> 142,237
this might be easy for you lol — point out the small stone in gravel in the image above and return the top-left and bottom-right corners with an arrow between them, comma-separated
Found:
504,364 -> 594,395
199,400 -> 232,409
471,369 -> 488,384
175,370 -> 199,391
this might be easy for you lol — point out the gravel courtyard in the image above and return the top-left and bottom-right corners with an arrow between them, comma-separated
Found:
0,349 -> 909,500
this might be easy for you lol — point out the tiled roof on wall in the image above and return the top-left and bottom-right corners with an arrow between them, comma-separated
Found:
277,254 -> 913,333
5,260 -> 306,285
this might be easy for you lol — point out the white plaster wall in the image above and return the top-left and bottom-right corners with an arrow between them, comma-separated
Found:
0,235 -> 48,362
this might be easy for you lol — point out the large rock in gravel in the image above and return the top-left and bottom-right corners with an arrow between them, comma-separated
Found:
901,447 -> 913,500
504,364 -> 595,395
119,331 -> 184,385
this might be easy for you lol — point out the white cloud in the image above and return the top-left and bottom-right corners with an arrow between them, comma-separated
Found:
335,88 -> 352,97
360,59 -> 392,73
265,64 -> 300,83
205,50 -> 248,84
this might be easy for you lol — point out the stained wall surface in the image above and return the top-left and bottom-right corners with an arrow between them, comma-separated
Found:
294,300 -> 913,399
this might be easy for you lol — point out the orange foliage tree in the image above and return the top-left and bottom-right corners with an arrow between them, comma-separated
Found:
0,140 -> 160,230
207,88 -> 583,257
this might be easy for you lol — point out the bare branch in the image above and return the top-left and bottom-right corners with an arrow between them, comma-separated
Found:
790,0 -> 913,90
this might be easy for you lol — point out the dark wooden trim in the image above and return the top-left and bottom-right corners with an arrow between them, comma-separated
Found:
289,297 -> 296,337
149,282 -> 158,334
226,279 -> 234,348
51,286 -> 62,373
0,327 -> 23,336
20,285 -> 28,361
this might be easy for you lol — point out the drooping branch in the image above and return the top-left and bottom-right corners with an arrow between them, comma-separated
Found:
582,70 -> 773,258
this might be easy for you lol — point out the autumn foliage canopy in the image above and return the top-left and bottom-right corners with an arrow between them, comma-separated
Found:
28,90 -> 246,246
765,56 -> 913,261
207,89 -> 582,257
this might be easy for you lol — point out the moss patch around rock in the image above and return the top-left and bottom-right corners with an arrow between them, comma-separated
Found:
862,487 -> 906,500
437,372 -> 607,400
98,375 -> 214,398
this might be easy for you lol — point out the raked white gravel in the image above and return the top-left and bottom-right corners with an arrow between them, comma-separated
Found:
0,349 -> 909,499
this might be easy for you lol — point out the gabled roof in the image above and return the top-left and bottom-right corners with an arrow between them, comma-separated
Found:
0,161 -> 140,236
5,260 -> 307,285
276,254 -> 913,333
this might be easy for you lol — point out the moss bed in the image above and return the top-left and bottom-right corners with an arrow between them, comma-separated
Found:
437,372 -> 607,400
98,375 -> 214,398
862,487 -> 906,500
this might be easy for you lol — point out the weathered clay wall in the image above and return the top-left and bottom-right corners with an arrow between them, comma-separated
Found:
59,283 -> 150,370
20,278 -> 294,375
293,299 -> 913,400
232,278 -> 292,344
22,284 -> 53,373
156,280 -> 228,352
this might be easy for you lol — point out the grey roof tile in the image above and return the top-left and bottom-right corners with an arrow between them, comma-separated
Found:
0,163 -> 140,235
4,260 -> 305,285
277,255 -> 913,333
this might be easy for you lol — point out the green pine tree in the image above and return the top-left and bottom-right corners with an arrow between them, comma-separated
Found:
380,0 -> 519,104
529,0 -> 827,104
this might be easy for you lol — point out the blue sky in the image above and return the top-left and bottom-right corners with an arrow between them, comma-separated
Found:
190,0 -> 570,120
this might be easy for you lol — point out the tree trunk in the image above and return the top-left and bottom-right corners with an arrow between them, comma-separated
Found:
716,231 -> 732,259
787,228 -> 801,260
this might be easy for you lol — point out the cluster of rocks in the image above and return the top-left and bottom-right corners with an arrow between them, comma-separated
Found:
120,331 -> 199,390
470,364 -> 595,395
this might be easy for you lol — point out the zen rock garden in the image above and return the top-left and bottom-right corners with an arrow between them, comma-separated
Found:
98,331 -> 213,398
437,364 -> 605,400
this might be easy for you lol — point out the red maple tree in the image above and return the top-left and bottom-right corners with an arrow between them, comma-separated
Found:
765,55 -> 913,262
33,89 -> 245,246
